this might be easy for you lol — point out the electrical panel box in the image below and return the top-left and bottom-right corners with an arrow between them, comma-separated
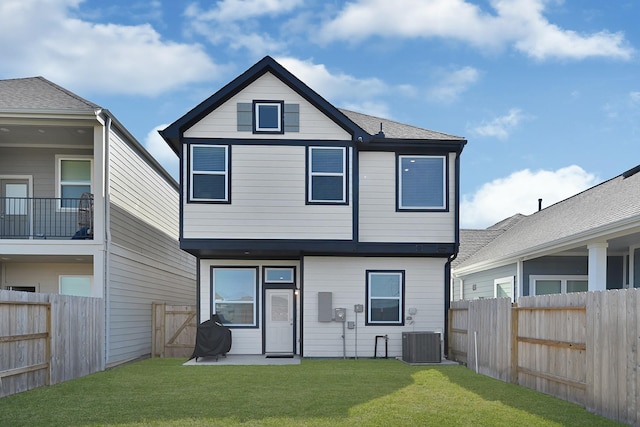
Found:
318,292 -> 333,322
354,304 -> 364,313
347,321 -> 355,329
334,308 -> 346,322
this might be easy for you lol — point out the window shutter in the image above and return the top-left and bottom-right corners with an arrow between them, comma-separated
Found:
284,103 -> 299,132
237,103 -> 252,131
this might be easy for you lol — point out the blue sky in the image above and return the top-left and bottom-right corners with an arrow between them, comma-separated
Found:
1,0 -> 637,228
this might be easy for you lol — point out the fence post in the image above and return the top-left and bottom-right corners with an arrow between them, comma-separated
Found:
510,303 -> 518,384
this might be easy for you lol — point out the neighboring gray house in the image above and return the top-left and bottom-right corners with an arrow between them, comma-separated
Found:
452,165 -> 640,301
0,77 -> 196,367
161,56 -> 467,358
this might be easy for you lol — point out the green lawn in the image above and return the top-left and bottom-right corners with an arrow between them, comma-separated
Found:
0,358 -> 620,426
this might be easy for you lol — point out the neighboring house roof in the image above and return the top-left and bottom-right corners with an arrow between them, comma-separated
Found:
454,167 -> 640,272
0,76 -> 178,188
453,214 -> 526,268
0,76 -> 100,112
339,109 -> 465,141
161,56 -> 466,153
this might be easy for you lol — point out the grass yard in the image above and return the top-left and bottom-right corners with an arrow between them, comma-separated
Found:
0,358 -> 620,427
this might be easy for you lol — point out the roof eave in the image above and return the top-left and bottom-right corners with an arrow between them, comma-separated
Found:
453,215 -> 640,276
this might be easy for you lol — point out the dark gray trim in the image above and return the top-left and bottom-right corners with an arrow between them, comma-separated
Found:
186,143 -> 232,204
252,100 -> 284,134
210,265 -> 260,329
395,153 -> 449,212
160,56 -> 368,153
365,270 -> 405,326
305,145 -> 350,206
181,238 -> 456,258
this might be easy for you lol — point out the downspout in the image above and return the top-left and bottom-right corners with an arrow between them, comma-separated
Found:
103,115 -> 112,366
444,150 -> 462,359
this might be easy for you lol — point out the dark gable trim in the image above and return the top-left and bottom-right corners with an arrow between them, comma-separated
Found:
160,56 -> 369,153
181,238 -> 455,259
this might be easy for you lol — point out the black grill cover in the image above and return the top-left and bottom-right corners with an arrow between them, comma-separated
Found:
191,315 -> 232,360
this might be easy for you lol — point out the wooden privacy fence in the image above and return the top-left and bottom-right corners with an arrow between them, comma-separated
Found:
0,290 -> 104,398
449,289 -> 640,426
152,303 -> 196,358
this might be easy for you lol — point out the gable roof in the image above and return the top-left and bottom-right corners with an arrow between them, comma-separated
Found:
454,166 -> 640,272
0,76 -> 100,113
161,56 -> 466,154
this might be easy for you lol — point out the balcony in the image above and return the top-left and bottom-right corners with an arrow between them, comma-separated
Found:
0,195 -> 93,240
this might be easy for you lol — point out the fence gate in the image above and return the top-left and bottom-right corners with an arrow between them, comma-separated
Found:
152,303 -> 197,358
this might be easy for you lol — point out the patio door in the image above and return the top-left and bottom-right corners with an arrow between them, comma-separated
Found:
265,289 -> 294,354
1,178 -> 30,238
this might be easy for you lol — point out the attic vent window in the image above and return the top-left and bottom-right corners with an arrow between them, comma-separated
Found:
254,100 -> 283,133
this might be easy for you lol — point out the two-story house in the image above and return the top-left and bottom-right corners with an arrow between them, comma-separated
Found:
161,57 -> 466,358
0,76 -> 195,367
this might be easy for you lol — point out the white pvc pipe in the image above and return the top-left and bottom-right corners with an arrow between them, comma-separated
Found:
474,331 -> 479,373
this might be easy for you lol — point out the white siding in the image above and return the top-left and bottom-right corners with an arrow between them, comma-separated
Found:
303,256 -> 446,358
184,72 -> 351,140
359,152 -> 456,243
183,145 -> 353,240
199,259 -> 301,355
108,245 -> 196,363
106,129 -> 196,365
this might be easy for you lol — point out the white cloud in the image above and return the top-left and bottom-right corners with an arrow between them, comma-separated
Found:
630,92 -> 640,105
471,108 -> 525,139
0,0 -> 218,96
319,0 -> 633,61
184,1 -> 300,56
187,0 -> 303,22
461,165 -> 599,229
143,125 -> 178,180
276,57 -> 391,101
428,66 -> 480,103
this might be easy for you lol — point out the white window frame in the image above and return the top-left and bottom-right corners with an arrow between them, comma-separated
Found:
59,275 -> 93,297
254,101 -> 282,133
530,275 -> 588,296
189,144 -> 229,202
55,156 -> 93,211
494,276 -> 514,301
211,267 -> 258,328
308,146 -> 347,204
398,155 -> 447,210
366,270 -> 404,326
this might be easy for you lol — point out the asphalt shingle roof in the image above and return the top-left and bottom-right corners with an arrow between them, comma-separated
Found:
339,109 -> 465,141
455,167 -> 640,270
0,76 -> 99,112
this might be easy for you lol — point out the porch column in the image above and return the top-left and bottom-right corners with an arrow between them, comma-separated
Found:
588,242 -> 608,291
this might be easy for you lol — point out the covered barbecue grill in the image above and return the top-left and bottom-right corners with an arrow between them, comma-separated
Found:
191,315 -> 232,362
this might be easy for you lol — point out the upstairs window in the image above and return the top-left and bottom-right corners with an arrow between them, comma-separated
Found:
398,155 -> 447,211
366,271 -> 404,326
308,146 -> 347,204
253,101 -> 283,133
57,156 -> 92,209
190,145 -> 229,202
